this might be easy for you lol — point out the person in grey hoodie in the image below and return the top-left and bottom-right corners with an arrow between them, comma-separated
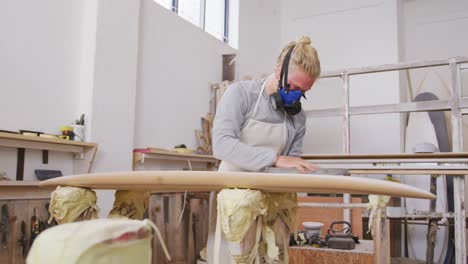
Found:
208,36 -> 321,264
213,36 -> 320,174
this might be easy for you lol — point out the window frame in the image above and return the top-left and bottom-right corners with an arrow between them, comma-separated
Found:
157,0 -> 234,46
223,0 -> 229,43
171,0 -> 178,13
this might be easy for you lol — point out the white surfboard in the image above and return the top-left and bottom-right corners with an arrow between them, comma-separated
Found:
404,70 -> 450,262
404,112 -> 448,262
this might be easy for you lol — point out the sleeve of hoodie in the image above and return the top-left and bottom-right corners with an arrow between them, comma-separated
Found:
212,83 -> 278,171
287,112 -> 306,157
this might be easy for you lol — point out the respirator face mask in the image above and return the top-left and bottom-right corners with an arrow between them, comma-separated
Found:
270,45 -> 306,116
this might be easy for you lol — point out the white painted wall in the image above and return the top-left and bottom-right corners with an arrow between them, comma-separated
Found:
0,1 -> 85,180
402,0 -> 468,62
134,0 -> 235,150
402,0 -> 468,104
0,0 -> 140,215
0,1 -> 83,134
88,0 -> 141,216
279,0 -> 402,154
236,0 -> 282,80
76,0 -> 99,142
402,0 -> 468,121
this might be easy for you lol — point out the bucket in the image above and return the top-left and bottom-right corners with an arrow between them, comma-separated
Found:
302,222 -> 324,240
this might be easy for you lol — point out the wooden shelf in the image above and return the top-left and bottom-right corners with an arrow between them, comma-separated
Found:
0,180 -> 41,187
0,132 -> 98,179
134,148 -> 218,163
0,132 -> 97,153
0,181 -> 53,199
133,148 -> 219,170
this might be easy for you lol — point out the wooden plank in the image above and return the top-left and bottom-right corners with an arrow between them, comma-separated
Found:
350,169 -> 468,175
150,195 -> 165,264
150,194 -> 209,264
373,208 -> 390,264
169,193 -> 186,263
143,153 -> 217,164
0,132 -> 97,147
0,181 -> 41,187
187,200 -> 196,264
150,194 -> 188,264
0,182 -> 52,200
194,199 -> 209,261
147,149 -> 216,160
302,152 -> 468,159
39,171 -> 437,200
388,197 -> 401,258
342,165 -> 468,170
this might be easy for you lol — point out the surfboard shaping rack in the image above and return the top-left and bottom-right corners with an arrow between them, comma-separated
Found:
302,56 -> 468,264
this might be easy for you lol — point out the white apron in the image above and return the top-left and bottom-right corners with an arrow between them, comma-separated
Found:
207,81 -> 287,263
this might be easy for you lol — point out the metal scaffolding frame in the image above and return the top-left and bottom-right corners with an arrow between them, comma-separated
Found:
305,57 -> 468,263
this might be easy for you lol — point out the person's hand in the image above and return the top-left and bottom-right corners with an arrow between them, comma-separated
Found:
273,156 -> 320,173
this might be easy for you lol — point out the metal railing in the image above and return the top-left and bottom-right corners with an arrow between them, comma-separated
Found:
305,57 -> 468,263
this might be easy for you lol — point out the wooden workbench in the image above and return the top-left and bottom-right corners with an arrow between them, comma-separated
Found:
289,240 -> 374,264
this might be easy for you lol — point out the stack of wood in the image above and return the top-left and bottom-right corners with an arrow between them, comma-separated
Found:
195,113 -> 214,155
195,81 -> 233,155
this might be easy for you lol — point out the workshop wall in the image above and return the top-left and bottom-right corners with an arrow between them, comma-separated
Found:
235,0 -> 282,80
0,1 -> 85,181
134,0 -> 235,150
233,0 -> 402,154
0,1 -> 83,134
402,0 -> 468,139
0,0 -> 233,214
401,0 -> 468,109
86,0 -> 141,216
279,0 -> 402,154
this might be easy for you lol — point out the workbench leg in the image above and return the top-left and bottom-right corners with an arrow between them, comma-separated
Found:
374,208 -> 390,264
453,175 -> 466,264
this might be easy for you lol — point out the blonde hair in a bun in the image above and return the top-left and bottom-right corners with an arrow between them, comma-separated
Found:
297,36 -> 312,45
277,35 -> 320,79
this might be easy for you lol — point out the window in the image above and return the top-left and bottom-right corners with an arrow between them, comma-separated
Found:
154,0 -> 172,10
205,0 -> 224,41
178,0 -> 203,27
153,0 -> 238,49
227,0 -> 238,49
